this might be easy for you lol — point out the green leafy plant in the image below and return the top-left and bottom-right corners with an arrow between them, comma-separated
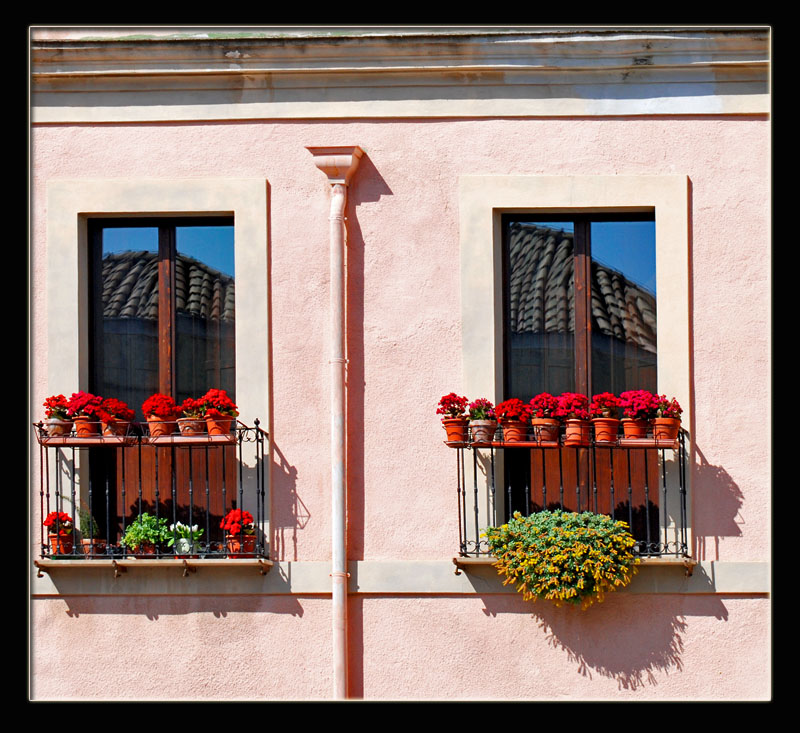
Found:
483,510 -> 639,609
79,505 -> 100,538
119,512 -> 170,550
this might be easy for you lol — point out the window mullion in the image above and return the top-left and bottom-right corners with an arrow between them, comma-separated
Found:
573,219 -> 592,396
158,226 -> 176,397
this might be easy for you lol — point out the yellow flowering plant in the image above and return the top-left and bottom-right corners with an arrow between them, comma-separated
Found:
483,510 -> 639,609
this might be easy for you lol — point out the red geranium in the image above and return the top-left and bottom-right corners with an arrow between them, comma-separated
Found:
220,508 -> 255,536
555,392 -> 590,420
495,398 -> 532,422
201,389 -> 238,417
66,391 -> 104,418
43,511 -> 73,534
619,390 -> 658,420
468,398 -> 495,421
142,393 -> 177,420
590,393 -> 620,418
528,393 -> 560,419
43,394 -> 70,420
654,395 -> 682,419
98,397 -> 135,423
180,397 -> 205,418
437,393 -> 468,420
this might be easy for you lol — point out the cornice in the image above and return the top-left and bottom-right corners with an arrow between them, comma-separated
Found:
30,28 -> 770,121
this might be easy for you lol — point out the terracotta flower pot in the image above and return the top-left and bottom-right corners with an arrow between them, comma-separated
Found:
48,532 -> 74,555
205,414 -> 235,435
177,417 -> 206,436
653,417 -> 681,441
73,415 -> 100,437
592,417 -> 620,443
499,419 -> 528,443
81,538 -> 108,558
531,418 -> 560,443
441,417 -> 469,443
44,418 -> 73,437
225,533 -> 256,558
563,419 -> 590,446
102,420 -> 131,436
622,418 -> 649,439
126,542 -> 158,556
147,415 -> 175,437
469,419 -> 497,444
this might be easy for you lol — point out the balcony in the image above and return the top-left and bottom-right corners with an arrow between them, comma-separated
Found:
449,423 -> 689,562
33,419 -> 269,573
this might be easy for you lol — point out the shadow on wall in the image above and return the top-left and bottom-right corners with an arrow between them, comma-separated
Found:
61,595 -> 305,619
270,440 -> 307,562
480,592 -> 729,691
692,444 -> 744,561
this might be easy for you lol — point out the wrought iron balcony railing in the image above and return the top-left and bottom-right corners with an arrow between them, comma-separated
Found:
449,424 -> 689,559
34,419 -> 268,561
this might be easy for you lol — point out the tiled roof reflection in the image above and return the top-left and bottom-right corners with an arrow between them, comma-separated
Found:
508,223 -> 656,353
101,251 -> 235,321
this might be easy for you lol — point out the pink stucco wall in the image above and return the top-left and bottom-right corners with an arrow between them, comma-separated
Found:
30,115 -> 770,700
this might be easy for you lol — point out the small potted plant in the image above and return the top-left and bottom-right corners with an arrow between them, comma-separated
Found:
468,398 -> 497,444
177,397 -> 207,436
78,505 -> 107,558
142,393 -> 178,437
437,392 -> 469,443
43,511 -> 74,555
97,397 -> 135,436
495,398 -> 532,443
220,508 -> 256,557
652,394 -> 683,441
528,393 -> 561,443
66,391 -> 104,437
168,522 -> 204,557
42,394 -> 73,436
119,512 -> 170,555
590,392 -> 621,443
555,392 -> 590,446
201,389 -> 239,435
619,390 -> 658,439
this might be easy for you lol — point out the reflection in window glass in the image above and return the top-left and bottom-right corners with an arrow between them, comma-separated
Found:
590,220 -> 656,395
175,225 -> 236,405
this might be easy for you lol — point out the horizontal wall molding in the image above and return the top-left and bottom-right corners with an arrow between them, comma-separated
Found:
30,559 -> 770,597
31,28 -> 769,122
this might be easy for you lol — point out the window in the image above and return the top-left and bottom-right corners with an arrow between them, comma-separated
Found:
502,213 -> 661,533
457,174 -> 690,551
88,217 -> 236,415
87,217 -> 237,540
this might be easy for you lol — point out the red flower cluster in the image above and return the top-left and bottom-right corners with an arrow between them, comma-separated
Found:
495,398 -> 532,422
528,393 -> 560,419
589,392 -> 620,418
97,397 -> 135,423
554,392 -> 590,420
67,392 -> 104,419
142,393 -> 177,420
619,390 -> 658,420
43,394 -> 70,420
220,508 -> 254,536
437,393 -> 468,419
43,511 -> 73,533
201,389 -> 239,418
468,398 -> 495,420
180,397 -> 205,418
654,395 -> 682,419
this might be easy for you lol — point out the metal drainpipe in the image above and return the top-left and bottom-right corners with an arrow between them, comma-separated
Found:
307,146 -> 363,700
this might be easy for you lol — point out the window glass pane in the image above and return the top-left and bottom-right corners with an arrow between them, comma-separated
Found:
590,220 -> 657,395
505,220 -> 575,401
96,226 -> 160,418
175,225 -> 236,404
